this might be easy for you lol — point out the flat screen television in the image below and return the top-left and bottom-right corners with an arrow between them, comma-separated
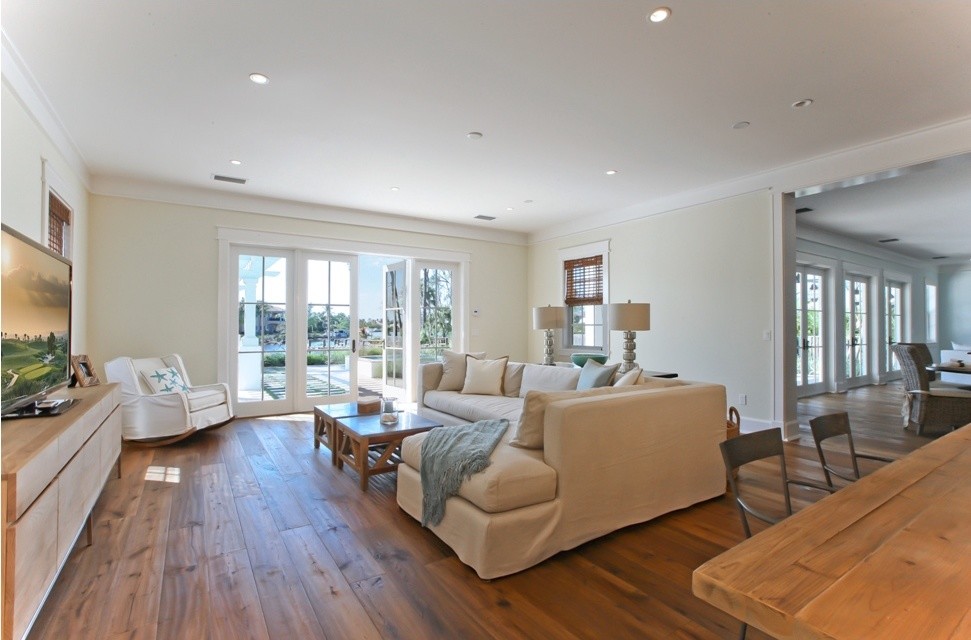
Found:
1,223 -> 73,415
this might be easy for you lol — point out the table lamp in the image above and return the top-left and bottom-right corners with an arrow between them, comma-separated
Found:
608,300 -> 651,374
533,305 -> 565,366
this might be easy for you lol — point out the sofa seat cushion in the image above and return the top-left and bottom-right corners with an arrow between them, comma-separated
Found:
401,429 -> 557,513
423,390 -> 524,424
187,388 -> 227,412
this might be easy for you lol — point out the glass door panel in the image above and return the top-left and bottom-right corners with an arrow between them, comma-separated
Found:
419,265 -> 454,363
844,276 -> 869,381
885,282 -> 904,373
237,253 -> 289,408
384,262 -> 406,396
796,268 -> 825,395
305,257 -> 356,405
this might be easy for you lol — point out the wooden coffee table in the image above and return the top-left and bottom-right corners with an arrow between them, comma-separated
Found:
313,402 -> 380,465
335,412 -> 443,491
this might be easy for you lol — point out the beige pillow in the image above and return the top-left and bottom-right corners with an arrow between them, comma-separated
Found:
504,362 -> 526,397
438,350 -> 486,391
510,386 -> 629,449
461,356 -> 509,395
612,367 -> 642,387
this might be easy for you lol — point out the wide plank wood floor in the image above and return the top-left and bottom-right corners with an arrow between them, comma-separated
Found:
28,383 -> 937,640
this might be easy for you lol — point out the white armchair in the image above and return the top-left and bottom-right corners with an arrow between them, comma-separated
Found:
104,354 -> 234,443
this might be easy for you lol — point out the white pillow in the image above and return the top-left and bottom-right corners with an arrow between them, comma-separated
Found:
461,356 -> 509,395
518,364 -> 582,397
141,367 -> 190,394
612,367 -> 642,387
438,350 -> 486,391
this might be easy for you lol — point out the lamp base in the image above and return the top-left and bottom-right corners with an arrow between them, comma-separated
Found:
543,329 -> 556,366
618,330 -> 639,374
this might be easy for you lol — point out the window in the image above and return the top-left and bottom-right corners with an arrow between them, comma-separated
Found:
47,192 -> 71,257
560,242 -> 608,351
926,284 -> 938,343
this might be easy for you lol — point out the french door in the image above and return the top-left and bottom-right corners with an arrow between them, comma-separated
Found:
232,247 -> 358,416
844,275 -> 869,383
795,267 -> 825,395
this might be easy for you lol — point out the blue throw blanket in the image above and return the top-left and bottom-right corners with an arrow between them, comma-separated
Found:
419,418 -> 509,527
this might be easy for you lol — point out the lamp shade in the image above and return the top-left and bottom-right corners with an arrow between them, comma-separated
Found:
533,305 -> 565,330
609,301 -> 650,331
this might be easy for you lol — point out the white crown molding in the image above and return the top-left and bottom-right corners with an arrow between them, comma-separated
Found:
528,116 -> 971,245
1,30 -> 90,188
90,175 -> 528,246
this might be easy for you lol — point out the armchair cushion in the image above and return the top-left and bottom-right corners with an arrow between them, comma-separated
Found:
187,387 -> 231,412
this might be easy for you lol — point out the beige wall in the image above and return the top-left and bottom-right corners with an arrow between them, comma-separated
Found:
529,191 -> 776,423
1,82 -> 91,352
87,195 -> 528,383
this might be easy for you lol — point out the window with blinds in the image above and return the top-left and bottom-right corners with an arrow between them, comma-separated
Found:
563,254 -> 604,349
48,193 -> 72,256
564,255 -> 603,306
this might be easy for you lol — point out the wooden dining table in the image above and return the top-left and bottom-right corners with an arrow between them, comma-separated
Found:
692,424 -> 971,639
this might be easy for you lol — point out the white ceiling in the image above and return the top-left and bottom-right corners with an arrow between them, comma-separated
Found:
796,153 -> 971,263
3,1 -> 971,245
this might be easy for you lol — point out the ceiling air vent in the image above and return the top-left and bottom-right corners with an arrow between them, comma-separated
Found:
878,238 -> 900,243
213,174 -> 247,185
795,207 -> 814,214
474,215 -> 496,221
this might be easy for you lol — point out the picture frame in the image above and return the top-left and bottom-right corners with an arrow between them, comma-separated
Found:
71,354 -> 101,387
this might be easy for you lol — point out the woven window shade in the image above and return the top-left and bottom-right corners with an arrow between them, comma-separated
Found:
48,193 -> 71,255
564,255 -> 603,306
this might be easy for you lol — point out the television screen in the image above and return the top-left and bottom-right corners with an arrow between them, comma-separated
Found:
1,224 -> 72,414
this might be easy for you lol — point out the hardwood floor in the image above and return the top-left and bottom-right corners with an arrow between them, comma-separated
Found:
28,385 -> 935,640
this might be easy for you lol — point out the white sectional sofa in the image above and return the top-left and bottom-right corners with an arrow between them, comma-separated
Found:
396,359 -> 727,579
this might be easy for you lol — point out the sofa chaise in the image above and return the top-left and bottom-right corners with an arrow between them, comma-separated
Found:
396,358 -> 727,579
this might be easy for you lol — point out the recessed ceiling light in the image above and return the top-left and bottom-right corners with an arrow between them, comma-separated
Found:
648,7 -> 671,22
506,207 -> 514,211
605,169 -> 618,176
249,72 -> 269,85
466,131 -> 483,139
230,159 -> 242,166
732,121 -> 750,130
791,98 -> 814,109
474,214 -> 496,221
390,186 -> 400,192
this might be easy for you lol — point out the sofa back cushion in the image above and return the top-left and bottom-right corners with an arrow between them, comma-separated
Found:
504,362 -> 526,397
438,350 -> 487,391
518,364 -> 582,397
637,376 -> 684,389
510,386 -> 633,449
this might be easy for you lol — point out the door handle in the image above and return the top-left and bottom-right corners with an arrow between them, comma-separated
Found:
352,339 -> 357,353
